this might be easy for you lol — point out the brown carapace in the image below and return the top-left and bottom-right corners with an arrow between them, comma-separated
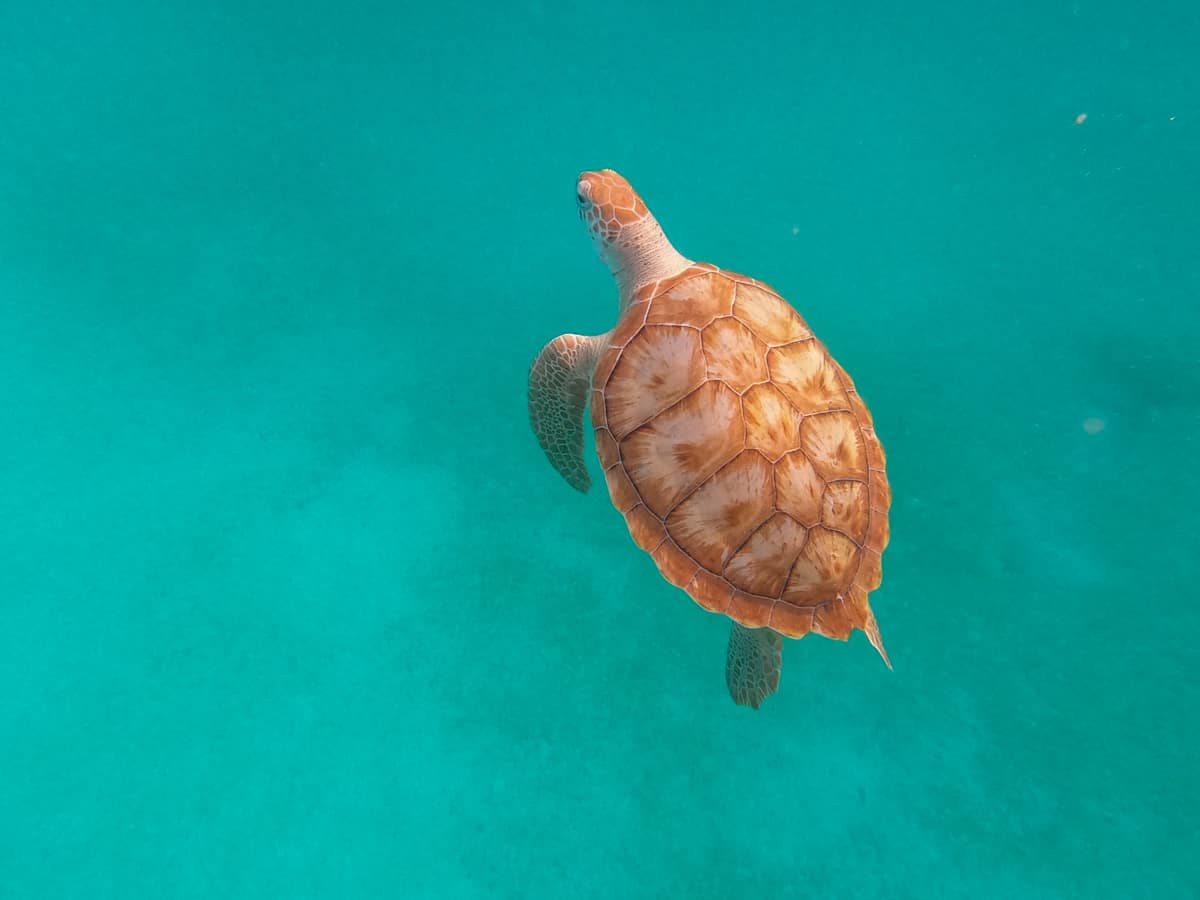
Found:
529,170 -> 891,709
594,265 -> 890,652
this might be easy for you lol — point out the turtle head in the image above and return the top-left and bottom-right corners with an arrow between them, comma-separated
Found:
576,169 -> 650,250
576,169 -> 690,306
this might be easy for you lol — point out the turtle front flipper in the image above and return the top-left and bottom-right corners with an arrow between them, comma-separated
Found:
528,333 -> 605,492
726,623 -> 783,709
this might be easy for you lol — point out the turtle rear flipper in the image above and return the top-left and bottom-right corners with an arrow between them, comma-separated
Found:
528,333 -> 604,492
726,623 -> 782,710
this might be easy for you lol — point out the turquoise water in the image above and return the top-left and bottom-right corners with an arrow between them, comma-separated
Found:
2,1 -> 1197,897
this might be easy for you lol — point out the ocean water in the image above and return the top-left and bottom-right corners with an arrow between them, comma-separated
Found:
1,1 -> 1196,897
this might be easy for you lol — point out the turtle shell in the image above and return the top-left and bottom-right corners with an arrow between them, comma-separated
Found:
590,264 -> 891,659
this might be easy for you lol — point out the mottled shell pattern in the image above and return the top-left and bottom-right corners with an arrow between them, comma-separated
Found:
591,266 -> 891,661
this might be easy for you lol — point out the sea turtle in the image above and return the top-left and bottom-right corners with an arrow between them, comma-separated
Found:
528,169 -> 891,709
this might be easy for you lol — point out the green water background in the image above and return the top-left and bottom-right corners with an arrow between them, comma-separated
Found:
2,1 -> 1197,897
